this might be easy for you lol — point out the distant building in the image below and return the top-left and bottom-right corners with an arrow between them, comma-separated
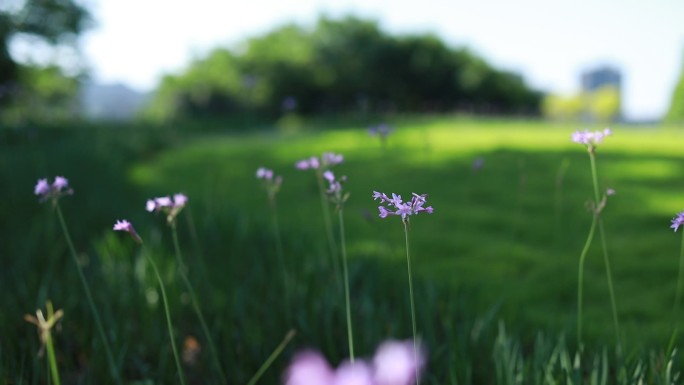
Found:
580,66 -> 623,122
581,66 -> 622,92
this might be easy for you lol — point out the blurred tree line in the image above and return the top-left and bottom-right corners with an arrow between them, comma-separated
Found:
542,86 -> 621,123
666,52 -> 684,124
143,16 -> 543,122
0,0 -> 89,125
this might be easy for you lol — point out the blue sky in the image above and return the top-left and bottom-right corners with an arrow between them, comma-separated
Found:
75,0 -> 684,120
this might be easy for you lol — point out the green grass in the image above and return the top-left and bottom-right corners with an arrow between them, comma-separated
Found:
2,116 -> 684,383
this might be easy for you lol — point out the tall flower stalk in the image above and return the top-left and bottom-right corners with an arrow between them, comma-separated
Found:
257,167 -> 289,310
368,123 -> 393,149
147,194 -> 226,383
25,301 -> 64,385
323,170 -> 354,361
572,129 -> 621,350
34,177 -> 122,385
114,219 -> 186,385
373,191 -> 433,384
668,211 -> 684,352
296,153 -> 344,287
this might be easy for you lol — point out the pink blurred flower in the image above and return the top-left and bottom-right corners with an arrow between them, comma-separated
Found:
113,219 -> 142,243
334,361 -> 373,385
285,351 -> 334,385
146,193 -> 189,224
53,176 -> 69,191
373,340 -> 425,385
572,128 -> 612,149
284,339 -> 425,385
295,153 -> 343,170
34,178 -> 50,196
34,176 -> 73,204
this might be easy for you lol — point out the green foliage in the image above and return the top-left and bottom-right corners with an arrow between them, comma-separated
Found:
588,86 -> 621,122
666,54 -> 684,124
144,16 -> 542,123
0,64 -> 81,125
542,93 -> 584,121
0,0 -> 90,99
543,87 -> 620,123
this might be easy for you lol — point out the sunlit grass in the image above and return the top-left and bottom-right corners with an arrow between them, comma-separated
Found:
4,116 -> 684,383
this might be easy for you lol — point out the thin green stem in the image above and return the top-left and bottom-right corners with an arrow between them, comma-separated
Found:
402,221 -> 420,385
246,330 -> 296,385
598,218 -> 621,350
667,230 -> 684,354
270,198 -> 290,308
54,203 -> 121,385
141,244 -> 186,385
316,172 -> 341,286
589,151 -> 621,350
577,214 -> 597,346
554,158 -> 569,246
171,222 -> 226,384
674,230 -> 684,321
45,331 -> 60,385
338,208 -> 355,361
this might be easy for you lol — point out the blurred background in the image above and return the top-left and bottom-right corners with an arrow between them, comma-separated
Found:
3,1 -> 684,383
1,0 -> 684,126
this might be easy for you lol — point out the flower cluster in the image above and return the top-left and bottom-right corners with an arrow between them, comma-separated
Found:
295,152 -> 344,170
34,176 -> 73,204
113,219 -> 142,243
671,211 -> 684,232
572,128 -> 612,149
285,339 -> 425,385
256,167 -> 283,201
146,193 -> 188,224
373,192 -> 434,221
369,123 -> 393,139
323,170 -> 349,208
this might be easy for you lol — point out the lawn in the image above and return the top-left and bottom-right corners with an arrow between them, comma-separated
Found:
2,116 -> 684,383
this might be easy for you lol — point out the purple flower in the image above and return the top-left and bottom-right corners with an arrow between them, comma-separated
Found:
173,193 -> 188,208
282,96 -> 298,111
256,167 -> 274,180
34,176 -> 73,203
322,152 -> 344,167
285,351 -> 334,385
295,159 -> 311,170
295,153 -> 343,171
146,193 -> 188,224
113,219 -> 133,231
472,157 -> 485,172
284,339 -> 425,385
369,123 -> 392,138
671,211 -> 684,232
257,167 -> 283,201
324,170 -> 348,205
146,199 -> 156,212
113,219 -> 142,243
373,340 -> 425,385
333,361 -> 373,385
53,176 -> 69,191
373,191 -> 434,221
572,128 -> 612,148
34,178 -> 50,196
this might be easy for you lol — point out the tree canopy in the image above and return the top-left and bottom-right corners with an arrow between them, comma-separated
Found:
144,16 -> 543,123
0,0 -> 90,106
